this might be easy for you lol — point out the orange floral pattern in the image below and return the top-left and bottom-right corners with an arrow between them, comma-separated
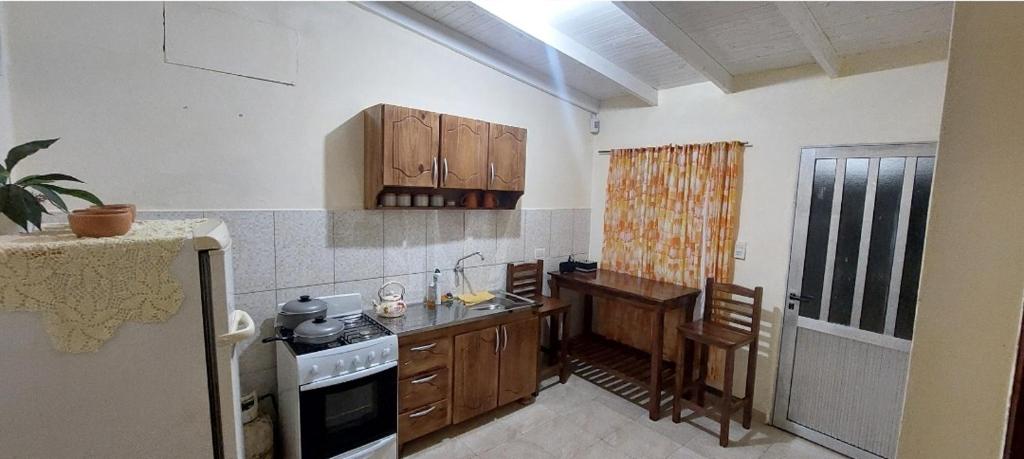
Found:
601,141 -> 743,287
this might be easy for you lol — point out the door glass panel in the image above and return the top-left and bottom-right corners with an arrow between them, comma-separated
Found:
799,159 -> 836,319
861,158 -> 906,333
895,158 -> 935,339
828,158 -> 869,326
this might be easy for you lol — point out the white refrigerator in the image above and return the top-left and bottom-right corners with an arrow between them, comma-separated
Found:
0,219 -> 253,459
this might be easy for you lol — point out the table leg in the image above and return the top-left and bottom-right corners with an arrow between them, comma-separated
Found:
649,309 -> 665,421
583,294 -> 593,335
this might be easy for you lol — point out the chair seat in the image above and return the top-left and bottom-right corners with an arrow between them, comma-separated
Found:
537,296 -> 571,315
678,321 -> 755,349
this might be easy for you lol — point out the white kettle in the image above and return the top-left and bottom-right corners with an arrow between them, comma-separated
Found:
374,281 -> 407,318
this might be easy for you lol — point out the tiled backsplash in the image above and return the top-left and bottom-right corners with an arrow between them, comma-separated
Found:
137,208 -> 591,397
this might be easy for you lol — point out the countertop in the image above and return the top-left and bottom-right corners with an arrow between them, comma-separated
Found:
375,291 -> 539,336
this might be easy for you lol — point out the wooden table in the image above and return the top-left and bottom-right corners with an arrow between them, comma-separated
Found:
548,269 -> 701,421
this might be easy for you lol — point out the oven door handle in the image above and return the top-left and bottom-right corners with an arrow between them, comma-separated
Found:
300,361 -> 397,392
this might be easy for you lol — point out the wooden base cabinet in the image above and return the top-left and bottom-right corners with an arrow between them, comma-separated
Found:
453,317 -> 539,423
396,312 -> 539,447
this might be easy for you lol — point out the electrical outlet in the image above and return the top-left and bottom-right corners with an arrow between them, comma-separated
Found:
734,242 -> 748,260
534,248 -> 546,259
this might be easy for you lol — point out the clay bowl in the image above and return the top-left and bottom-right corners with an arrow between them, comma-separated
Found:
90,204 -> 136,221
68,209 -> 133,238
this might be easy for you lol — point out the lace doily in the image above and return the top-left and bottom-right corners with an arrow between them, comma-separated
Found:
0,219 -> 207,353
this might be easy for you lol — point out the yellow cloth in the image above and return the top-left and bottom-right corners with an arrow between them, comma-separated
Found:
457,291 -> 495,306
0,219 -> 205,353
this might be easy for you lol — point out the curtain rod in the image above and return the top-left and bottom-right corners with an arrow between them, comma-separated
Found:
597,142 -> 752,155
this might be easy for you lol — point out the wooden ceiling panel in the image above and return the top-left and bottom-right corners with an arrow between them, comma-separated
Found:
807,2 -> 953,56
652,1 -> 816,75
550,2 -> 705,89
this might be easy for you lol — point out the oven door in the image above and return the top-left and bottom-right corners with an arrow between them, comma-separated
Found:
299,362 -> 398,459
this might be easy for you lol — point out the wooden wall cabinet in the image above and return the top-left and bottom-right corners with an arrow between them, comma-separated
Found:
439,115 -> 489,190
487,124 -> 527,192
364,103 -> 526,209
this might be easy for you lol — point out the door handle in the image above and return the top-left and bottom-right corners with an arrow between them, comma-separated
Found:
410,374 -> 437,384
502,325 -> 508,352
443,157 -> 449,186
432,157 -> 438,187
217,310 -> 255,344
489,163 -> 495,185
408,405 -> 436,418
788,293 -> 815,303
494,328 -> 499,354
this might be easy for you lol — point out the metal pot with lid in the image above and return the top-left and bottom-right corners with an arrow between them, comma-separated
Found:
262,316 -> 346,345
276,295 -> 328,330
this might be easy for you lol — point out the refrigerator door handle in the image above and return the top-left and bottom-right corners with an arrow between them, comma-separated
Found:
217,310 -> 255,344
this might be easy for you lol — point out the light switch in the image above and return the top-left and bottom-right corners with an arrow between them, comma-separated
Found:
534,248 -> 546,259
734,242 -> 748,260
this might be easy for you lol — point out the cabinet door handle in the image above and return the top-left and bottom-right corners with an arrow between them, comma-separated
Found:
432,157 -> 438,187
494,328 -> 499,354
408,406 -> 436,418
489,163 -> 495,185
502,325 -> 508,352
443,157 -> 449,186
409,342 -> 437,352
410,374 -> 438,384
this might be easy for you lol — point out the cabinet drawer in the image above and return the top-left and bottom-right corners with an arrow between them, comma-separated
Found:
398,399 -> 449,444
400,368 -> 449,412
399,337 -> 451,378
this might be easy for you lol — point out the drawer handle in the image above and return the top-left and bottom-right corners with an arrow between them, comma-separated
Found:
411,374 -> 437,384
408,406 -> 436,418
409,343 -> 437,352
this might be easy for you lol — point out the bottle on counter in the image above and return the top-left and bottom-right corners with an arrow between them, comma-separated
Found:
425,268 -> 441,308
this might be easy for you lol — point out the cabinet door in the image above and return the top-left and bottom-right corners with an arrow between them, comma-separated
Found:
497,318 -> 539,406
452,327 -> 499,423
440,115 -> 489,190
487,124 -> 526,191
383,105 -> 440,188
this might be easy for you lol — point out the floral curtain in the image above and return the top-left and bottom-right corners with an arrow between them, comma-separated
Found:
599,141 -> 744,370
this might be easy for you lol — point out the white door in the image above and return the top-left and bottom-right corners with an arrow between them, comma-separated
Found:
773,143 -> 936,459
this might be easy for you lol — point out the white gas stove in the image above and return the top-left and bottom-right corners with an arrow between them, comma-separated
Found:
275,293 -> 398,459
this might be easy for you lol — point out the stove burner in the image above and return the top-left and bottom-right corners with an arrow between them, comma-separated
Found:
285,313 -> 391,355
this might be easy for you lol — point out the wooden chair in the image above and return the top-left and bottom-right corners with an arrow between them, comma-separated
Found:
672,277 -> 763,447
506,259 -> 572,387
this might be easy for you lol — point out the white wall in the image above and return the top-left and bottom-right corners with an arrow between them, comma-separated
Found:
0,3 -> 14,152
591,61 -> 948,415
898,4 -> 1024,457
1,2 -> 593,210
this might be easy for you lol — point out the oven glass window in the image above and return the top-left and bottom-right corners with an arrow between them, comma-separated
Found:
300,365 -> 397,459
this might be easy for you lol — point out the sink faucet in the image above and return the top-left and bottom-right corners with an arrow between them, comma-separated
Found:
454,251 -> 485,288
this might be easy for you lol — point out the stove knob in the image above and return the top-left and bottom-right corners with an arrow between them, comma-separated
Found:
309,364 -> 320,377
335,359 -> 345,373
353,355 -> 363,368
381,347 -> 392,359
368,351 -> 377,364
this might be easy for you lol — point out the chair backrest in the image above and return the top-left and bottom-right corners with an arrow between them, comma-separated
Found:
506,259 -> 544,301
703,277 -> 763,338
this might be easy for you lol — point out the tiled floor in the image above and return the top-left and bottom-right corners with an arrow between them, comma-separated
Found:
402,377 -> 847,459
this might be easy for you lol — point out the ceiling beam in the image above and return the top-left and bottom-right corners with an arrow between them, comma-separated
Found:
776,2 -> 842,78
613,2 -> 734,94
472,0 -> 658,106
355,2 -> 600,114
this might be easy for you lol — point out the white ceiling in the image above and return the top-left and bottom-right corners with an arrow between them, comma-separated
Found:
377,1 -> 953,109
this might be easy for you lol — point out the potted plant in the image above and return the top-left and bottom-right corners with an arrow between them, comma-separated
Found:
0,138 -> 102,233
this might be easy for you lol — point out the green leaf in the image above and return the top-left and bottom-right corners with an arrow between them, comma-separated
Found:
16,173 -> 84,186
34,184 -> 103,207
0,169 -> 8,185
5,138 -> 59,172
29,184 -> 68,213
0,185 -> 44,230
